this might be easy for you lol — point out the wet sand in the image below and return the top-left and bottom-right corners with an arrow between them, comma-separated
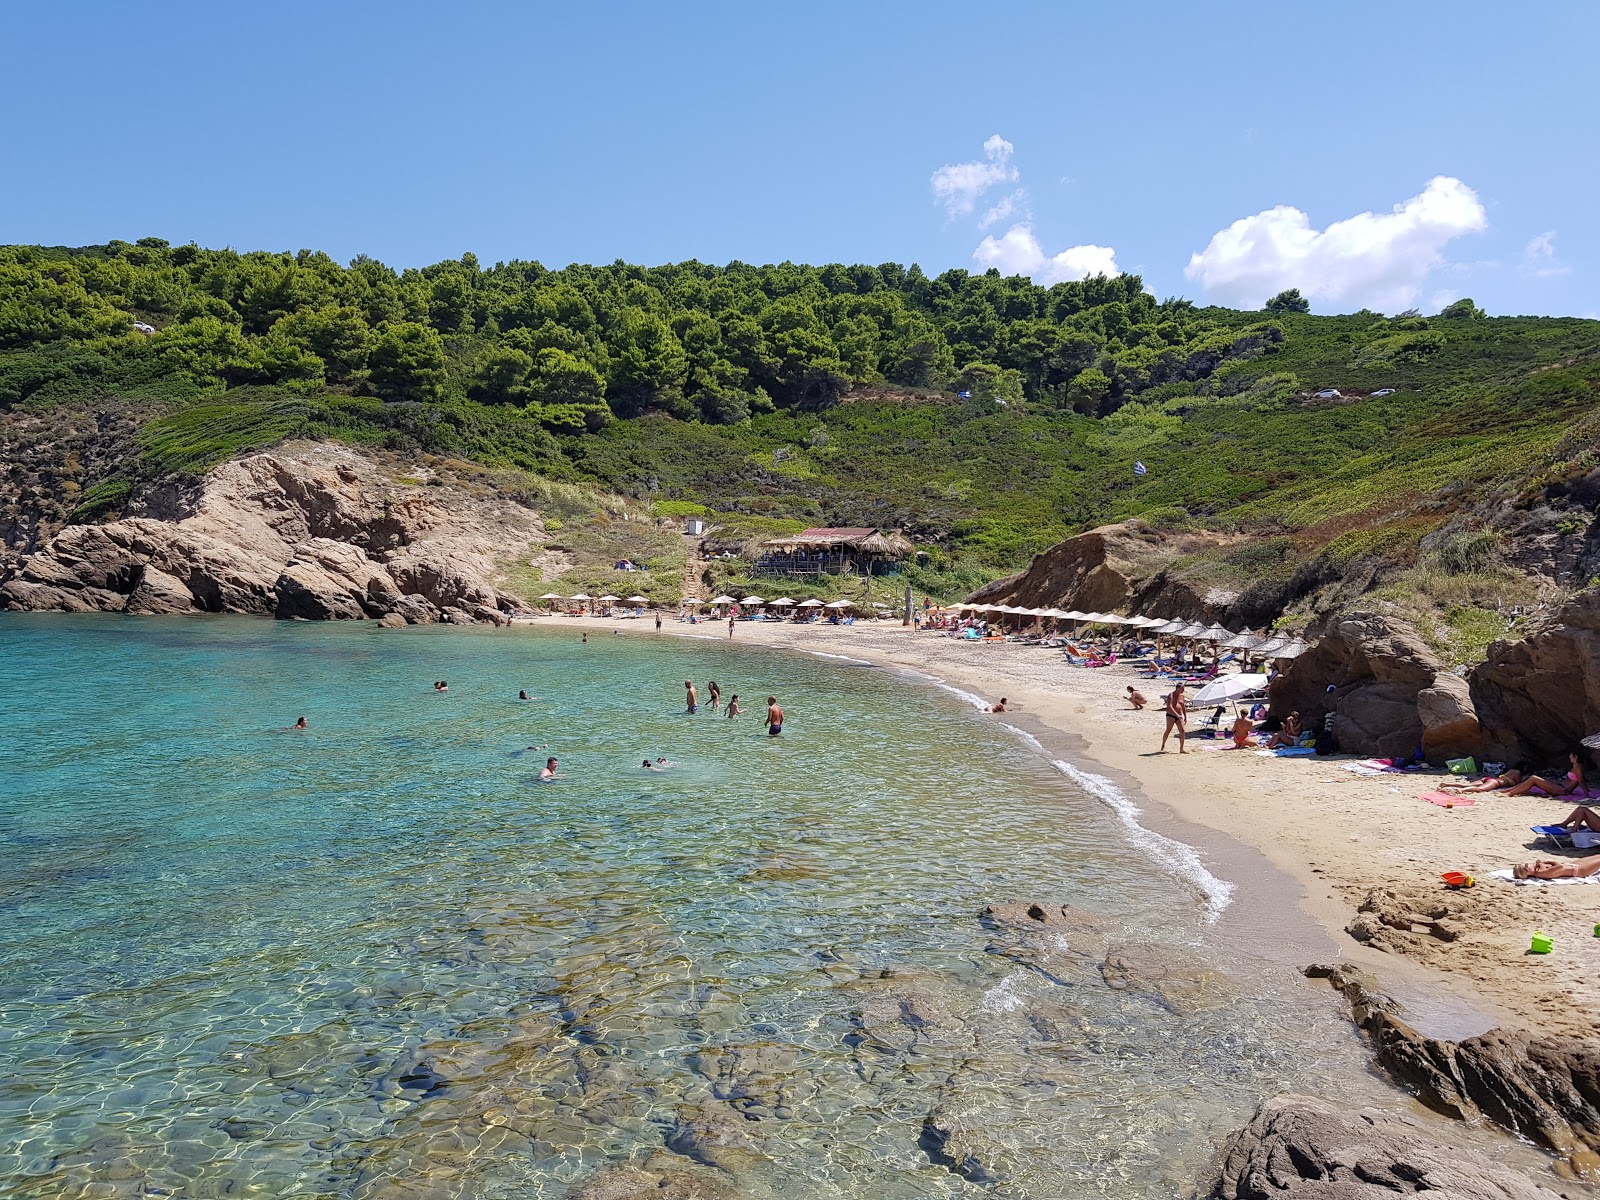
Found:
531,613 -> 1599,1037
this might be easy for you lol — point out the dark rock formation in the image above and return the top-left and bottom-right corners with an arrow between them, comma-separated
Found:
0,443 -> 542,622
1471,586 -> 1600,765
920,1099 -> 1007,1185
1308,963 -> 1600,1173
1269,612 -> 1484,764
967,525 -> 1139,613
980,901 -> 1110,986
1200,1093 -> 1565,1198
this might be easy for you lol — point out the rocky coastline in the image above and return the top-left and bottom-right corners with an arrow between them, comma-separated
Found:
0,442 -> 540,625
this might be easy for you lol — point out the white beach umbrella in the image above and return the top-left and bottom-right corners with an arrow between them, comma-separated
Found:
1061,610 -> 1088,620
799,598 -> 824,607
769,598 -> 796,606
741,595 -> 766,605
540,592 -> 564,600
598,594 -> 621,602
709,594 -> 737,605
625,595 -> 650,604
1152,619 -> 1187,634
569,593 -> 592,601
1189,673 -> 1271,706
1041,607 -> 1071,618
824,599 -> 855,609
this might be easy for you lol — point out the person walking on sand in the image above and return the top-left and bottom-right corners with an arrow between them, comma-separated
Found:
1161,683 -> 1187,753
727,694 -> 741,718
766,696 -> 783,737
685,680 -> 699,713
1126,685 -> 1147,710
708,681 -> 721,710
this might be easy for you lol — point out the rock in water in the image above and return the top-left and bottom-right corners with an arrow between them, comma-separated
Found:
1201,1093 -> 1565,1198
1309,963 -> 1600,1172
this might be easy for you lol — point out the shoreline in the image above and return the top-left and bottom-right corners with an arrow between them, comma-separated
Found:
529,611 -> 1596,1038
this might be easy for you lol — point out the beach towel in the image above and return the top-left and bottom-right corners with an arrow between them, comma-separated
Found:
1256,747 -> 1315,757
1420,791 -> 1475,807
1488,868 -> 1600,887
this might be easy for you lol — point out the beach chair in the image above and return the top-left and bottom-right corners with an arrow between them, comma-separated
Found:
1532,825 -> 1576,850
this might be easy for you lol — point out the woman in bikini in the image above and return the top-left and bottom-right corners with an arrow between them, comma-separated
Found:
1502,752 -> 1586,798
1514,856 -> 1600,880
1441,768 -> 1524,793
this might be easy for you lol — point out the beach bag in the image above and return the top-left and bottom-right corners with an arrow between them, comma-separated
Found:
1314,729 -> 1340,756
1482,761 -> 1506,776
1446,757 -> 1477,775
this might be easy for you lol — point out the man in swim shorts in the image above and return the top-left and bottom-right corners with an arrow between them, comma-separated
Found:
685,680 -> 698,713
540,757 -> 559,781
766,696 -> 783,736
1160,682 -> 1187,754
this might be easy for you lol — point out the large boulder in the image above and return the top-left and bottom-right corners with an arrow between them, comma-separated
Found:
1200,1093 -> 1564,1198
1269,613 -> 1484,764
1471,587 -> 1600,765
967,526 -> 1136,613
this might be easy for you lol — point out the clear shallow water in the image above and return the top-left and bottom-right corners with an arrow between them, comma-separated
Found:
0,614 -> 1408,1198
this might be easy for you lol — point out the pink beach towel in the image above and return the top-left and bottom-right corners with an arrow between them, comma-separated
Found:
1420,791 -> 1475,807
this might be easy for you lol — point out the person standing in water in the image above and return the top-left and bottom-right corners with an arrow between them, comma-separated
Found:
540,756 -> 560,781
728,613 -> 736,638
655,612 -> 662,632
1160,682 -> 1188,753
292,717 -> 308,730
727,694 -> 741,718
581,632 -> 588,644
685,680 -> 698,713
766,696 -> 783,737
707,681 -> 721,711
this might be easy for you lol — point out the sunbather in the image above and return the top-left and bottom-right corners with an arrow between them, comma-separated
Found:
1441,768 -> 1523,793
1502,752 -> 1586,798
1513,856 -> 1600,880
1264,712 -> 1302,750
1556,804 -> 1600,832
1231,712 -> 1257,748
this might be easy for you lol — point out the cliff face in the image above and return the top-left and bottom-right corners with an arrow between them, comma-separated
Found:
0,442 -> 544,623
1471,586 -> 1600,764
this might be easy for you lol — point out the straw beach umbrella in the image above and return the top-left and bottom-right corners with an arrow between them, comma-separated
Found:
625,595 -> 650,605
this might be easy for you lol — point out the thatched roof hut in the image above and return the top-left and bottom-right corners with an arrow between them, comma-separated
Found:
756,527 -> 914,577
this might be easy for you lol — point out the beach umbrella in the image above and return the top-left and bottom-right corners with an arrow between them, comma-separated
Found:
741,595 -> 766,605
769,598 -> 796,606
1060,610 -> 1088,620
709,594 -> 737,605
1222,629 -> 1262,650
1189,673 -> 1271,706
569,593 -> 592,601
1175,621 -> 1211,638
825,599 -> 854,609
799,598 -> 824,607
1200,622 -> 1233,642
682,597 -> 702,606
1273,636 -> 1312,659
1152,619 -> 1187,634
540,592 -> 563,600
1583,733 -> 1600,752
598,594 -> 621,602
1253,635 -> 1289,656
625,595 -> 650,604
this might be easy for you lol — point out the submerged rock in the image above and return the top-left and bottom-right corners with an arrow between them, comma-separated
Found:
564,1156 -> 747,1200
1309,963 -> 1600,1172
1200,1092 -> 1565,1198
980,901 -> 1110,985
1098,942 -> 1235,1015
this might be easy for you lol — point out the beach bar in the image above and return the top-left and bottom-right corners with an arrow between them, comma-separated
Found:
756,527 -> 913,577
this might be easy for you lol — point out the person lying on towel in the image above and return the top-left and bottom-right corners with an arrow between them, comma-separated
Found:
1514,857 -> 1600,880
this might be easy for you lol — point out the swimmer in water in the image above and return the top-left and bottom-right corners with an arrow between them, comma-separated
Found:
434,681 -> 448,692
766,696 -> 783,737
707,681 -> 721,710
985,697 -> 1008,713
540,756 -> 559,781
685,680 -> 698,713
292,717 -> 308,730
518,690 -> 529,700
727,694 -> 741,718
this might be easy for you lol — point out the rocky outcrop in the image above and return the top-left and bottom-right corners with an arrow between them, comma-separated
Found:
1200,1093 -> 1565,1199
1309,963 -> 1600,1173
967,525 -> 1139,613
1471,586 -> 1600,765
0,442 -> 544,623
1269,612 -> 1484,764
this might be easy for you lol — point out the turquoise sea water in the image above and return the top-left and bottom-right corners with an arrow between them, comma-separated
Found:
0,614 -> 1406,1198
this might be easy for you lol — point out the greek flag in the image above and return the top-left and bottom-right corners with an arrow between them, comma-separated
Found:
1133,461 -> 1148,477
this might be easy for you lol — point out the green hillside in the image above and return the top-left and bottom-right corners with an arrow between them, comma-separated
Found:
3,238 -> 1599,653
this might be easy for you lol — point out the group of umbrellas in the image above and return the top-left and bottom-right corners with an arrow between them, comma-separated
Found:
956,604 -> 1311,659
687,596 -> 858,611
540,592 -> 653,605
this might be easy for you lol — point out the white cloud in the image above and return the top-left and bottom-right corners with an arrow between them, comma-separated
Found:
1430,289 -> 1459,312
930,135 -> 1017,220
978,188 -> 1026,230
1183,176 -> 1487,313
1522,231 -> 1571,278
973,224 -> 1120,284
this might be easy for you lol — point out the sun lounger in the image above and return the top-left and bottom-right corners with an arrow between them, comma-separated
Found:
1532,824 -> 1577,850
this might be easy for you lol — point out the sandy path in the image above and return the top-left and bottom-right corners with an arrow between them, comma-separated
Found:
523,613 -> 1599,1036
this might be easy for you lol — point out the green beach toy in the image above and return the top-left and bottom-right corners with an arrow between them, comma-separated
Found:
1593,924 -> 1600,938
1531,932 -> 1553,954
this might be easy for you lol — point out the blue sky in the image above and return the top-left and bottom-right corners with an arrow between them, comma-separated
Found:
3,1 -> 1594,315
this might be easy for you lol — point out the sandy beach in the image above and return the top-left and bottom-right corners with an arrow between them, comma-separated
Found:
532,612 -> 1600,1038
